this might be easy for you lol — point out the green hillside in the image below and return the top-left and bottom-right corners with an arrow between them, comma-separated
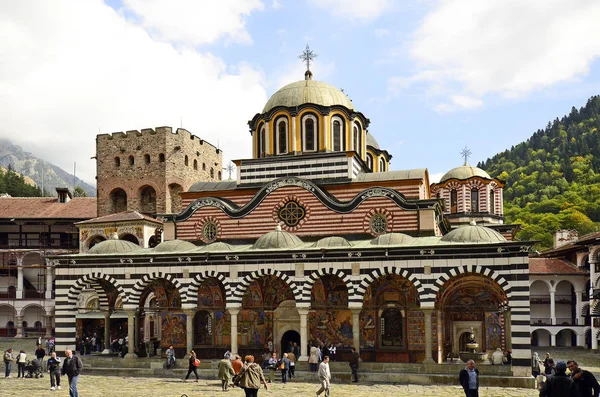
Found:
478,95 -> 600,249
0,165 -> 44,197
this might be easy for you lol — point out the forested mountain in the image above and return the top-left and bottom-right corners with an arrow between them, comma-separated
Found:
0,165 -> 44,197
478,95 -> 600,249
0,138 -> 95,196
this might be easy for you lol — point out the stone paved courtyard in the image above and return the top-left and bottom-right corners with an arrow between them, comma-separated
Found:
0,375 -> 538,397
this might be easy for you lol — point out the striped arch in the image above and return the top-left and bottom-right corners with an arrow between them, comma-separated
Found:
582,302 -> 590,317
592,300 -> 600,316
355,267 -> 425,304
186,271 -> 232,306
86,281 -> 110,310
590,246 -> 600,264
431,265 -> 512,302
231,269 -> 301,304
67,272 -> 127,308
128,272 -> 185,307
302,268 -> 355,303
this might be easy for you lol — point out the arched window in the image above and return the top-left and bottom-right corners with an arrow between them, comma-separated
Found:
450,189 -> 458,214
471,188 -> 479,212
128,155 -> 134,166
202,163 -> 206,171
114,157 -> 120,167
489,189 -> 495,214
184,155 -> 189,166
379,158 -> 386,172
276,118 -> 288,154
193,159 -> 198,170
159,153 -> 165,162
144,154 -> 150,164
380,308 -> 404,347
353,123 -> 362,156
257,124 -> 266,158
210,168 -> 214,179
366,153 -> 373,170
218,171 -> 222,180
302,115 -> 318,152
331,116 -> 344,151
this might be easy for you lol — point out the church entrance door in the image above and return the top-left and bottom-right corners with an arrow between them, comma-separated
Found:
281,330 -> 300,353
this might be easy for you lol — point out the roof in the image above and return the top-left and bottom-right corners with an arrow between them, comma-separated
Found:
441,223 -> 506,243
370,233 -> 415,246
354,169 -> 427,183
188,180 -> 237,193
252,229 -> 302,249
87,239 -> 143,255
76,211 -> 161,225
262,79 -> 354,114
153,239 -> 196,253
529,258 -> 587,275
0,197 -> 96,220
366,133 -> 380,150
440,165 -> 491,183
312,236 -> 352,248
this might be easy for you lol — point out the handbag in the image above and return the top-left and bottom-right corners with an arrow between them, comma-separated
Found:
278,360 -> 285,370
193,359 -> 200,367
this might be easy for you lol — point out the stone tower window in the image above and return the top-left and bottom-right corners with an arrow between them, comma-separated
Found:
185,155 -> 189,166
471,188 -> 479,212
193,159 -> 198,170
218,171 -> 222,180
370,213 -> 388,235
278,200 -> 306,227
114,157 -> 120,167
489,189 -> 495,214
128,155 -> 134,166
202,163 -> 206,171
144,154 -> 150,164
202,220 -> 218,243
210,168 -> 214,179
159,153 -> 165,162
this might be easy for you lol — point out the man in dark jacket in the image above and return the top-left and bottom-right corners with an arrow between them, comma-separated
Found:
540,361 -> 575,397
349,347 -> 359,383
459,359 -> 479,397
47,352 -> 62,391
568,360 -> 600,397
61,350 -> 83,397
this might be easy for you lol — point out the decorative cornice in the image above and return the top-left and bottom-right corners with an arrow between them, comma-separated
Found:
171,176 -> 441,222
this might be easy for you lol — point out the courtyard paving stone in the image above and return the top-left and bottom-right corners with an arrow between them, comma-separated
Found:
0,375 -> 538,397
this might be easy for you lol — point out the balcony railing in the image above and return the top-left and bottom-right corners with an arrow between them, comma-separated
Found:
555,295 -> 572,303
531,295 -> 551,303
531,318 -> 551,325
0,239 -> 78,250
555,318 -> 576,325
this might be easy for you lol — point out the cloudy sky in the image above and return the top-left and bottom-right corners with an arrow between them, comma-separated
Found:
2,0 -> 600,185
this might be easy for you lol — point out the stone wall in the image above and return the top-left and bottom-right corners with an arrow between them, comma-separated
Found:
96,127 -> 222,216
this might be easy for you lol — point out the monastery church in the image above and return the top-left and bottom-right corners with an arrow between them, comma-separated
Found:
51,54 -> 533,375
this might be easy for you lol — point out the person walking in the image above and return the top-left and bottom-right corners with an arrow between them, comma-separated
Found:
218,353 -> 235,391
234,355 -> 268,397
61,349 -> 83,397
166,345 -> 176,369
3,348 -> 14,378
459,359 -> 479,397
540,361 -> 575,397
16,350 -> 26,378
36,344 -> 46,370
543,353 -> 554,375
281,353 -> 290,384
349,347 -> 359,383
568,360 -> 600,397
47,352 -> 62,391
184,350 -> 200,382
267,352 -> 277,383
532,352 -> 543,378
287,350 -> 296,380
316,355 -> 331,397
309,345 -> 319,372
232,355 -> 243,375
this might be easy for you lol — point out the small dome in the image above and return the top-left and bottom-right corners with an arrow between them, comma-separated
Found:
253,229 -> 302,249
200,242 -> 235,252
441,223 -> 506,243
153,239 -> 197,253
370,233 -> 415,246
262,80 -> 354,114
312,236 -> 352,248
88,239 -> 142,255
366,133 -> 380,150
439,165 -> 491,183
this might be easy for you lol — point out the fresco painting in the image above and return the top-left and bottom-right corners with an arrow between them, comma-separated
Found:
197,278 -> 225,308
363,275 -> 418,308
485,312 -> 502,350
214,310 -> 230,346
242,276 -> 294,309
360,309 -> 376,349
308,309 -> 353,347
311,275 -> 348,308
238,309 -> 273,347
161,312 -> 186,348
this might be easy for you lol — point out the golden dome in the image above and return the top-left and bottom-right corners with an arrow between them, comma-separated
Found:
262,79 -> 354,114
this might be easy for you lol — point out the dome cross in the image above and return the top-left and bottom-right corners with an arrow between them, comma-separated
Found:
298,44 -> 317,72
460,146 -> 472,166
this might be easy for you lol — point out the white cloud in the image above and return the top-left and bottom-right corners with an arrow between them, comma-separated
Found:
393,0 -> 600,110
374,28 -> 390,37
272,0 -> 282,9
428,172 -> 444,184
308,0 -> 392,22
435,95 -> 483,113
124,0 -> 264,45
271,61 -> 336,92
0,1 -> 267,184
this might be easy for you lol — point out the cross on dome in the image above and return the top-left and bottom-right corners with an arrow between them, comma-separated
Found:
298,44 -> 317,72
460,146 -> 472,166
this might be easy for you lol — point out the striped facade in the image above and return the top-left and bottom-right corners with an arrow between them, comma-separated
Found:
52,240 -> 532,367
